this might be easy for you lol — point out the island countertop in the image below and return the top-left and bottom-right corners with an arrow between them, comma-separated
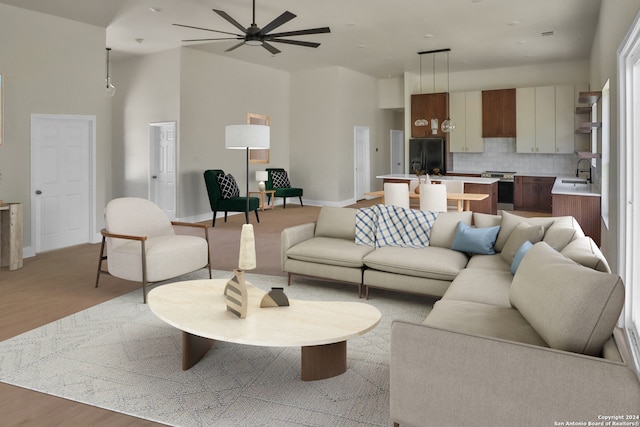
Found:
376,174 -> 500,184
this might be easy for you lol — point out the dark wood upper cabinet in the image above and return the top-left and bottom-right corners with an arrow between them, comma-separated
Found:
411,93 -> 448,138
482,89 -> 516,137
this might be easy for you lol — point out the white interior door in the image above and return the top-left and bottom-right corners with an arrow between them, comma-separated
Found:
149,122 -> 177,219
354,126 -> 370,200
31,115 -> 95,252
390,129 -> 404,174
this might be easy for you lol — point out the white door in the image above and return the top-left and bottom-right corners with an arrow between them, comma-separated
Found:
354,126 -> 370,200
390,129 -> 404,173
31,115 -> 95,252
149,122 -> 177,219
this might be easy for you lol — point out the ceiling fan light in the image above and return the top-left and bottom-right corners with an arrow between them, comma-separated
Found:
246,40 -> 263,46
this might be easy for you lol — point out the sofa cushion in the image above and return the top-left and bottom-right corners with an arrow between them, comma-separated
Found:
561,236 -> 611,273
542,216 -> 584,251
472,212 -> 501,228
510,241 -> 533,275
451,222 -> 500,255
500,222 -> 544,265
314,207 -> 357,240
494,211 -> 554,252
465,253 -> 511,271
363,246 -> 468,281
510,242 -> 625,356
423,299 -> 548,347
443,268 -> 514,307
287,237 -> 373,268
429,211 -> 473,249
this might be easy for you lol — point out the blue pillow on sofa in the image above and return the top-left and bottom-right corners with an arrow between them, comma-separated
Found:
510,240 -> 534,274
451,222 -> 500,255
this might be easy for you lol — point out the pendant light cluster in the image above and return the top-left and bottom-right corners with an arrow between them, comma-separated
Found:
105,47 -> 116,97
414,48 -> 455,133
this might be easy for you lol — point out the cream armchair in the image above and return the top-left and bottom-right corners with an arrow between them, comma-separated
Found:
95,197 -> 212,303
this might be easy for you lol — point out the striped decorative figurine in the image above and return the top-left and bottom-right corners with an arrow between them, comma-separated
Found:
225,269 -> 248,318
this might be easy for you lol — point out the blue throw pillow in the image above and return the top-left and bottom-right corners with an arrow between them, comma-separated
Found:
451,222 -> 500,255
511,240 -> 534,275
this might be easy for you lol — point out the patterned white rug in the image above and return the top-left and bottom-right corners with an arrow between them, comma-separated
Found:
0,270 -> 433,426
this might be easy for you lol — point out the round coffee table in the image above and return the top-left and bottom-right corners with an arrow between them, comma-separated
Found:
148,279 -> 381,381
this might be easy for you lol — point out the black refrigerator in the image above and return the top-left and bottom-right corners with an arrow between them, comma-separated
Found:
409,138 -> 446,175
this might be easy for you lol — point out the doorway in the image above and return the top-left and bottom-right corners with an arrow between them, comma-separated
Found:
390,129 -> 404,174
149,121 -> 177,219
354,126 -> 371,200
30,114 -> 96,252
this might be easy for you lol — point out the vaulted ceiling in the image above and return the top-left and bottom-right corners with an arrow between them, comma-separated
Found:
0,0 -> 601,78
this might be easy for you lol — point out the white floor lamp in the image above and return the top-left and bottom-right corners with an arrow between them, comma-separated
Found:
225,124 -> 271,217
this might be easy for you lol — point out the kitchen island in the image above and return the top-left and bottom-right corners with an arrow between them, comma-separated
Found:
375,174 -> 499,214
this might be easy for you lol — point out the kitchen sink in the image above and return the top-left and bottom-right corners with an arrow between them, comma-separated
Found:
561,179 -> 589,184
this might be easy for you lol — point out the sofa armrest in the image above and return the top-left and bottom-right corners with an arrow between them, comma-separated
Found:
280,222 -> 316,271
390,321 -> 640,427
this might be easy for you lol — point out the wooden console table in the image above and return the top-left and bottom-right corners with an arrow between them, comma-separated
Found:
0,203 -> 23,270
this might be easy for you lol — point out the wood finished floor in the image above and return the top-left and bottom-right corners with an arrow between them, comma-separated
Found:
0,200 -> 540,426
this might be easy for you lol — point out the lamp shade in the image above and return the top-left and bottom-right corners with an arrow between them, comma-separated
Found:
225,124 -> 270,149
255,171 -> 269,182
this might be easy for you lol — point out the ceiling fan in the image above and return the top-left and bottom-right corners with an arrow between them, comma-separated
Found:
173,0 -> 331,55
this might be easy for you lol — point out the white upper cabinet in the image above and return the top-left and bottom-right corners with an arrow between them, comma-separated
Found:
516,85 -> 579,154
449,91 -> 483,153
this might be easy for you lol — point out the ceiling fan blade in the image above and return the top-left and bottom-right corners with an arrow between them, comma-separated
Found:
173,23 -> 242,37
265,27 -> 331,38
182,37 -> 243,42
259,11 -> 296,35
261,42 -> 281,55
226,41 -> 247,52
213,9 -> 247,33
268,39 -> 321,48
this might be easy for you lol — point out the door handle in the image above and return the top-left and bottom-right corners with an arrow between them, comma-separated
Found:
152,176 -> 157,179
35,190 -> 42,195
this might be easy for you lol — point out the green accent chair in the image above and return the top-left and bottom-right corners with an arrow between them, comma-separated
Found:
203,169 -> 260,226
266,168 -> 304,209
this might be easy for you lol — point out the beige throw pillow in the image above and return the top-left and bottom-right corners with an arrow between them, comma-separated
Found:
494,210 -> 554,252
500,222 -> 544,264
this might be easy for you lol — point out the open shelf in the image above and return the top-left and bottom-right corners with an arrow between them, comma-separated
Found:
575,122 -> 602,134
575,106 -> 592,114
578,91 -> 602,104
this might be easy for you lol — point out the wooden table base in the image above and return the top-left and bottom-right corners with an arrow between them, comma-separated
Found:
301,341 -> 347,381
181,331 -> 347,381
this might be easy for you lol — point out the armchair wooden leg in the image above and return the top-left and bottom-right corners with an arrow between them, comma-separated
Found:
283,197 -> 287,209
224,212 -> 228,223
299,196 -> 304,207
212,211 -> 217,227
95,236 -> 107,288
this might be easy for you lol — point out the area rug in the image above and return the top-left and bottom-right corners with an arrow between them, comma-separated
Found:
0,270 -> 434,426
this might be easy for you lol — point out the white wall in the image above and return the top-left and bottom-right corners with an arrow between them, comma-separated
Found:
290,66 -> 399,204
0,4 -> 111,247
111,49 -> 181,200
589,0 -> 640,272
178,48 -> 290,219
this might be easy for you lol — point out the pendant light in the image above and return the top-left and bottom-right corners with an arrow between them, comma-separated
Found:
105,47 -> 116,97
441,49 -> 455,133
414,53 -> 428,127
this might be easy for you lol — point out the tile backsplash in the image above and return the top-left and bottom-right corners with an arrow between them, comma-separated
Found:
451,138 -> 579,176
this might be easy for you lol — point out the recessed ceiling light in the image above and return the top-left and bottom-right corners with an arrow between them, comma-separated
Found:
517,40 -> 527,45
542,31 -> 554,36
508,20 -> 520,26
149,7 -> 161,13
423,34 -> 434,38
358,44 -> 366,49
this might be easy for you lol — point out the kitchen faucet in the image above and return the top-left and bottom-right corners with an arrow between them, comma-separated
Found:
576,158 -> 592,183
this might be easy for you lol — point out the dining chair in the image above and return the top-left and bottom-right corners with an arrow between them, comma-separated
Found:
442,180 -> 465,211
384,183 -> 410,209
419,183 -> 448,212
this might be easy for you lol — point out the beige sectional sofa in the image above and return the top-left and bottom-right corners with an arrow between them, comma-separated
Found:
281,206 -> 640,424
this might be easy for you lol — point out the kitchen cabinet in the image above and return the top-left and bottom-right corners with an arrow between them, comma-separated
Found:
516,85 -> 577,154
482,89 -> 516,137
411,93 -> 448,138
552,193 -> 601,246
449,91 -> 483,152
514,175 -> 555,212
